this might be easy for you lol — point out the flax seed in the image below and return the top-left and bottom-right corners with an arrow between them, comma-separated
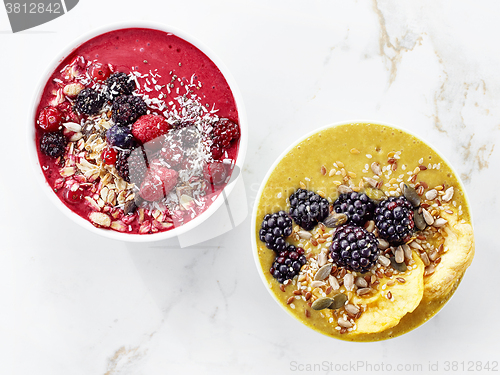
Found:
305,309 -> 311,318
321,165 -> 327,175
387,291 -> 392,299
280,284 -> 286,292
287,296 -> 294,304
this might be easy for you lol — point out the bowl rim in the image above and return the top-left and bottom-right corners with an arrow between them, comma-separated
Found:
250,119 -> 472,340
28,21 -> 248,242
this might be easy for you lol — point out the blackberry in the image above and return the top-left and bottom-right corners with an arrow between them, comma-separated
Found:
40,131 -> 67,158
115,148 -> 148,184
374,196 -> 415,245
259,211 -> 293,252
106,125 -> 137,149
330,225 -> 379,273
333,192 -> 375,226
212,119 -> 240,148
74,88 -> 106,115
106,72 -> 136,96
270,245 -> 307,284
111,95 -> 147,126
289,188 -> 330,230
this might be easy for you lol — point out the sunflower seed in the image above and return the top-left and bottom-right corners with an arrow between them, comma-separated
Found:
355,276 -> 368,288
318,252 -> 328,267
425,189 -> 438,200
338,318 -> 353,328
409,241 -> 423,250
420,252 -> 430,266
329,275 -> 340,290
310,281 -> 326,288
63,122 -> 82,132
403,184 -> 421,207
356,288 -> 372,296
377,238 -> 390,250
344,273 -> 354,291
322,212 -> 348,228
422,209 -> 434,225
442,187 -> 454,202
363,177 -> 378,188
297,230 -> 312,239
428,249 -> 438,261
329,293 -> 348,309
395,246 -> 405,263
345,303 -> 360,315
424,264 -> 435,276
314,264 -> 332,281
433,218 -> 448,228
337,185 -> 352,194
371,162 -> 382,176
377,254 -> 391,267
365,220 -> 375,232
311,297 -> 334,310
402,244 -> 412,260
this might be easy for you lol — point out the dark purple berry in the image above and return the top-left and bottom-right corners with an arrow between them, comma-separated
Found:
40,131 -> 67,158
289,188 -> 330,230
270,245 -> 307,284
74,88 -> 106,115
259,211 -> 293,252
333,192 -> 375,226
375,196 -> 415,246
112,95 -> 147,126
106,125 -> 137,149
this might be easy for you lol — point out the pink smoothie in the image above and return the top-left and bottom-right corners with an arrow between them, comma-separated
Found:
35,28 -> 240,234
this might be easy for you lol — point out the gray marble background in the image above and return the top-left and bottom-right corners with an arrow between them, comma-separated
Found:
0,1 -> 498,374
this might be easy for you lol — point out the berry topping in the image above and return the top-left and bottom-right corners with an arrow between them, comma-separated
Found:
37,106 -> 64,132
132,114 -> 171,145
203,162 -> 227,185
160,143 -> 184,168
330,225 -> 380,273
259,211 -> 293,252
210,145 -> 223,160
106,125 -> 137,149
88,62 -> 111,82
111,95 -> 147,126
64,189 -> 84,204
40,131 -> 67,158
139,167 -> 178,202
101,148 -> 118,165
333,192 -> 375,226
211,119 -> 240,148
114,148 -> 148,184
74,88 -> 106,115
270,246 -> 307,284
106,72 -> 136,96
175,126 -> 200,147
289,188 -> 330,230
375,196 -> 415,246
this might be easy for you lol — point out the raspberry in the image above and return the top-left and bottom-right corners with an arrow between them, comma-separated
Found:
40,131 -> 67,158
139,167 -> 178,202
111,95 -> 147,126
289,188 -> 330,230
375,196 -> 415,246
330,225 -> 380,273
203,162 -> 227,185
212,119 -> 240,148
74,88 -> 106,115
333,192 -> 375,226
37,106 -> 64,132
106,72 -> 136,96
160,143 -> 184,168
132,114 -> 171,145
210,145 -> 223,160
270,246 -> 307,284
259,211 -> 293,252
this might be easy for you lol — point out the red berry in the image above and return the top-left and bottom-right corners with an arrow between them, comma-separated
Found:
101,148 -> 118,165
64,189 -> 84,204
210,145 -> 223,160
37,106 -> 64,132
161,143 -> 184,168
139,167 -> 178,202
212,119 -> 240,149
88,62 -> 111,82
132,114 -> 171,145
203,162 -> 227,185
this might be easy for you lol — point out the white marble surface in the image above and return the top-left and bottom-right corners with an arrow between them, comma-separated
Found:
1,1 -> 499,374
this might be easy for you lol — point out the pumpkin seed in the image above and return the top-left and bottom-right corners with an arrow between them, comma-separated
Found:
403,184 -> 421,207
311,297 -> 334,310
413,209 -> 427,230
328,293 -> 348,309
390,257 -> 407,272
314,264 -> 332,281
322,212 -> 348,228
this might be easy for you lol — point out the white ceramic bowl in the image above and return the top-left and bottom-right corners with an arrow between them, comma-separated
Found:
28,21 -> 247,242
251,119 -> 472,339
